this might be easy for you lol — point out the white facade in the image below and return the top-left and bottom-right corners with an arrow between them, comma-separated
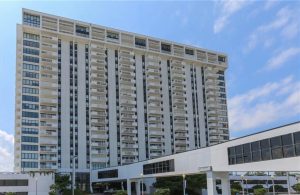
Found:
0,172 -> 54,195
15,8 -> 229,175
91,122 -> 300,195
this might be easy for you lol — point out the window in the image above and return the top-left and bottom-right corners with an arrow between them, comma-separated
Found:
23,63 -> 39,71
294,132 -> 300,156
22,103 -> 39,110
23,12 -> 40,27
23,79 -> 39,86
185,48 -> 194,55
161,43 -> 171,52
0,179 -> 28,186
23,47 -> 39,55
21,144 -> 38,151
22,111 -> 39,118
22,136 -> 38,143
22,128 -> 38,134
260,139 -> 271,160
235,145 -> 243,163
270,136 -> 283,159
281,134 -> 294,157
23,40 -> 39,48
107,31 -> 119,40
143,159 -> 175,175
135,37 -> 146,47
23,55 -> 39,63
243,143 -> 251,163
21,153 -> 38,159
21,161 -> 38,168
23,71 -> 39,79
218,56 -> 226,62
22,87 -> 39,94
23,32 -> 39,41
22,95 -> 39,102
228,147 -> 235,164
98,169 -> 118,179
251,141 -> 261,161
22,119 -> 39,126
76,25 -> 89,37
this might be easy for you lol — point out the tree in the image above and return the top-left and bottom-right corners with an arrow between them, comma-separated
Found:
231,181 -> 242,194
252,184 -> 264,190
292,183 -> 300,193
254,188 -> 266,195
269,184 -> 285,192
154,188 -> 170,195
153,174 -> 206,195
49,174 -> 71,195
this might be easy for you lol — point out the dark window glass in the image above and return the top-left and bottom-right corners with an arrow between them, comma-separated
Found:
282,134 -> 292,146
218,56 -> 226,62
261,148 -> 271,160
235,145 -> 243,154
295,144 -> 300,156
23,40 -> 39,48
260,139 -> 270,148
283,145 -> 295,157
228,147 -> 235,156
76,25 -> 89,37
243,143 -> 252,163
135,38 -> 146,47
23,55 -> 39,63
270,136 -> 283,159
21,136 -> 38,143
294,132 -> 300,144
270,136 -> 282,148
252,151 -> 261,162
161,43 -> 171,52
21,144 -> 38,151
251,141 -> 260,151
107,31 -> 119,40
185,48 -> 194,55
236,154 -> 243,164
23,13 -> 40,27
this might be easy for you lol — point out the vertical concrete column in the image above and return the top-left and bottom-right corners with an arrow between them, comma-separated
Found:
127,179 -> 132,195
219,172 -> 230,195
206,171 -> 217,195
135,180 -> 141,195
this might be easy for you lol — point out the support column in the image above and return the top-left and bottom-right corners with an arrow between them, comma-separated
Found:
206,171 -> 217,195
127,179 -> 132,195
135,180 -> 141,195
219,172 -> 230,195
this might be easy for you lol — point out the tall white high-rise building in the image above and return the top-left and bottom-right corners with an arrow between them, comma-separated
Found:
15,9 -> 229,184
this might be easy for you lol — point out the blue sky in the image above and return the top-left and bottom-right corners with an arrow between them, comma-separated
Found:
0,1 -> 299,171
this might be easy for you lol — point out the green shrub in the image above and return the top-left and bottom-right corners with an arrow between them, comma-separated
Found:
114,190 -> 127,195
154,188 -> 170,195
254,188 -> 266,195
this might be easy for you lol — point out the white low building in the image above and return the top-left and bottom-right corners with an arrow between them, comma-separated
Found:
0,172 -> 54,195
91,122 -> 300,195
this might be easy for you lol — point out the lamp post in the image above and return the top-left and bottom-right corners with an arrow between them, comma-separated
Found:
241,175 -> 245,195
35,177 -> 38,195
140,173 -> 144,195
271,175 -> 275,195
245,179 -> 248,194
182,174 -> 186,195
72,155 -> 78,195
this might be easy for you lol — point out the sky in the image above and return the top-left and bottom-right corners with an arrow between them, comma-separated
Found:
0,0 -> 299,171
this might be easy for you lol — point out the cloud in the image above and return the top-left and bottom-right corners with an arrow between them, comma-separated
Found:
0,129 -> 14,172
213,0 -> 250,33
228,75 -> 300,132
264,47 -> 300,71
245,6 -> 300,52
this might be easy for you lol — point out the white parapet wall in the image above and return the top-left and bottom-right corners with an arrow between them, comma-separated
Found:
0,172 -> 54,195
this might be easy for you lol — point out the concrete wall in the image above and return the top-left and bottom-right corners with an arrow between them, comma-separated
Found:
0,172 -> 54,195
